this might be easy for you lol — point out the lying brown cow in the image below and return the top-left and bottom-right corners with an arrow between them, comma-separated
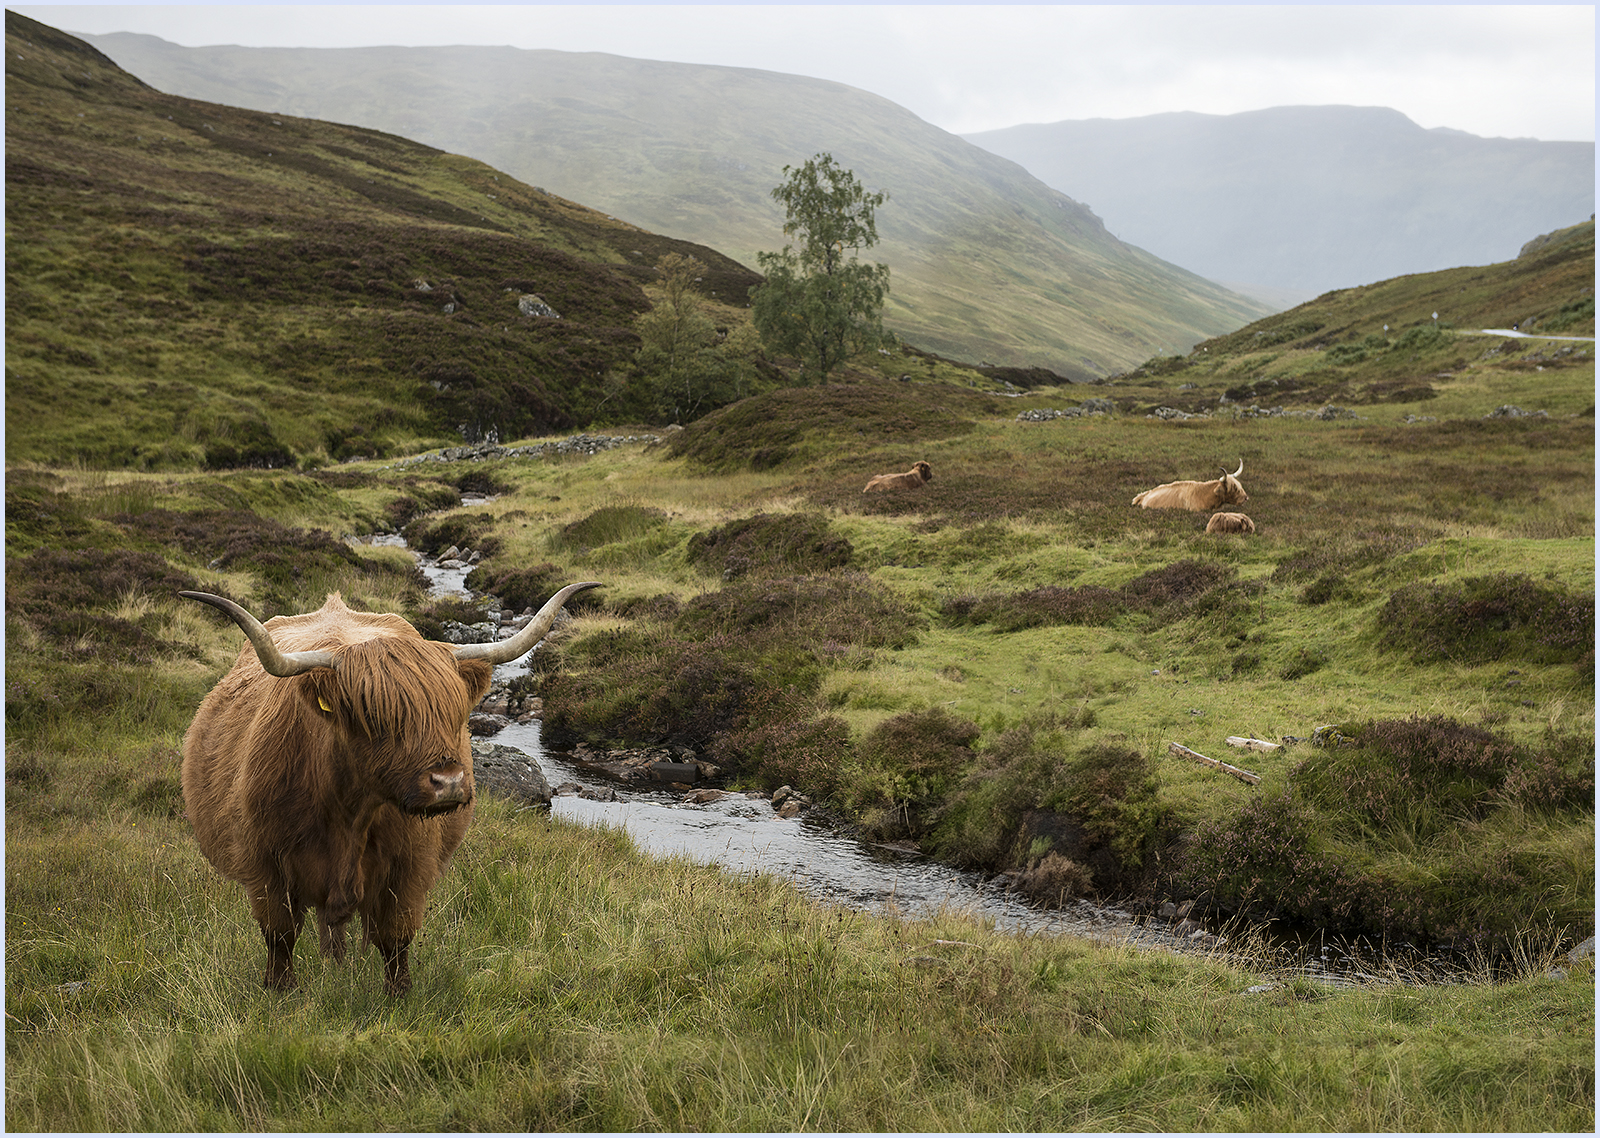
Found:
1132,460 -> 1247,511
180,580 -> 599,994
1205,512 -> 1256,534
864,460 -> 933,492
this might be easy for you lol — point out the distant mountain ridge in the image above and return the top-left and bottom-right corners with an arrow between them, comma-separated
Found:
74,31 -> 1270,379
963,106 -> 1595,305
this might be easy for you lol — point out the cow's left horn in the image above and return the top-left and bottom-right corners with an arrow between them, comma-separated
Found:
180,591 -> 337,676
1229,459 -> 1244,478
454,582 -> 602,666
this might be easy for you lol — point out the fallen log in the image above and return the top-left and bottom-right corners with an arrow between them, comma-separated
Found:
1167,741 -> 1261,785
1226,735 -> 1281,754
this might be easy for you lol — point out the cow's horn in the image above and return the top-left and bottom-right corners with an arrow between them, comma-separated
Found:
453,582 -> 602,666
1229,459 -> 1244,478
179,591 -> 337,676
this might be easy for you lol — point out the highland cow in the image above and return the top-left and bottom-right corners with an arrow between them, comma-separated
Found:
1205,511 -> 1256,534
179,581 -> 599,994
864,460 -> 933,492
1132,460 -> 1248,511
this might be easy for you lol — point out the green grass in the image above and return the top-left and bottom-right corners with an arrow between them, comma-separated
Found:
5,794 -> 1593,1132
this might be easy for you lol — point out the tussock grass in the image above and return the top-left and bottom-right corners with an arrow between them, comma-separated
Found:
6,795 -> 1593,1132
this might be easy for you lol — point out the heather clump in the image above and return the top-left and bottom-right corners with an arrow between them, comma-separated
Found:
1380,572 -> 1594,670
686,512 -> 853,579
401,510 -> 503,559
544,573 -> 921,755
664,378 -> 986,473
1176,717 -> 1594,945
939,560 -> 1233,632
463,561 -> 571,612
845,708 -> 981,838
550,505 -> 668,552
124,508 -> 418,613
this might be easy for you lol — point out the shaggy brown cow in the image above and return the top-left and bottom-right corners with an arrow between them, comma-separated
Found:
864,460 -> 933,492
1132,460 -> 1248,511
180,581 -> 600,994
1205,511 -> 1256,534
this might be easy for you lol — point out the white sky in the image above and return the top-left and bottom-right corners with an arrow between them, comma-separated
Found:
15,3 -> 1598,141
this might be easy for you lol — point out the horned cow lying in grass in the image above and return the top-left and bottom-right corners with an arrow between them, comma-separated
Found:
1132,460 -> 1247,511
864,461 -> 933,493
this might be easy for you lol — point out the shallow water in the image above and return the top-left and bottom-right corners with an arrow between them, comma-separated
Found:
375,526 -> 1473,985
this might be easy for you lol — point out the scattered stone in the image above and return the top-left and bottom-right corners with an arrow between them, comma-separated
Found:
1017,398 -> 1116,421
440,620 -> 498,645
1484,405 -> 1548,419
471,740 -> 552,806
468,711 -> 510,737
1567,935 -> 1595,963
394,433 -> 661,468
517,294 -> 559,319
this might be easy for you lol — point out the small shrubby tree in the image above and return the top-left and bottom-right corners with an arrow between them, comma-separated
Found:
634,253 -> 756,422
750,153 -> 891,382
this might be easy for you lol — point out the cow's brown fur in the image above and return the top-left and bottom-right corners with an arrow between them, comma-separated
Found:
182,593 -> 493,995
1205,512 -> 1256,534
864,460 -> 933,492
1132,465 -> 1248,511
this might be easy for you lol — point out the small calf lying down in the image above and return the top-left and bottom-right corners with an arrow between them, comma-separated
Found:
1205,512 -> 1256,535
864,460 -> 933,493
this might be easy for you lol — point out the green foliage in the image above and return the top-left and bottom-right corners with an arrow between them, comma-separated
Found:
633,254 -> 757,422
845,708 -> 982,835
750,153 -> 891,381
685,512 -> 854,580
665,377 -> 987,473
1177,717 -> 1595,945
1380,573 -> 1594,671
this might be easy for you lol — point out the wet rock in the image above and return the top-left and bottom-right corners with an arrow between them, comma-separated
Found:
553,781 -> 619,802
440,619 -> 498,645
468,712 -> 511,736
683,788 -> 740,804
648,761 -> 699,784
471,740 -> 552,806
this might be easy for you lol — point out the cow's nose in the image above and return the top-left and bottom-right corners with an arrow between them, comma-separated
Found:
429,765 -> 469,803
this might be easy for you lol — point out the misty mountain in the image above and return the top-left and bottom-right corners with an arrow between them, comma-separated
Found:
74,31 -> 1269,379
963,106 -> 1595,306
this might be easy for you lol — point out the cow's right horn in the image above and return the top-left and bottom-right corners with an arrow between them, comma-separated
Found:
180,591 -> 337,676
454,581 -> 602,666
1228,459 -> 1244,478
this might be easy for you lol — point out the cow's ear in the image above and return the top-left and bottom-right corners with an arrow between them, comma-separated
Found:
457,659 -> 493,704
298,670 -> 340,718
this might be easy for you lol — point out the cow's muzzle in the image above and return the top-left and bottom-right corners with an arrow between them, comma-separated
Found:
412,762 -> 473,815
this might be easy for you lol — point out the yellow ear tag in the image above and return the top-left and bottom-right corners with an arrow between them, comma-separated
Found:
318,696 -> 333,714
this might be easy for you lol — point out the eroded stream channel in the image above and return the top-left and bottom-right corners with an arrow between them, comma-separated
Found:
367,528 -> 1479,988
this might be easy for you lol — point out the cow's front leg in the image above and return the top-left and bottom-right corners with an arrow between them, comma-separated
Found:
250,886 -> 305,991
375,934 -> 414,996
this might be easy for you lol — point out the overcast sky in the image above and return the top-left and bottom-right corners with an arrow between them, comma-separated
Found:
17,3 -> 1597,141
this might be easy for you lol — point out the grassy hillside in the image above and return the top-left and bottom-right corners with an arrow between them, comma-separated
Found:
4,11 -> 764,468
7,18 -> 1591,1131
965,106 -> 1595,304
78,30 -> 1273,377
7,298 -> 1592,1129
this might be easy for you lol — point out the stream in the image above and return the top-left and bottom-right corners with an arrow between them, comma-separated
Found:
369,528 -> 1477,987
